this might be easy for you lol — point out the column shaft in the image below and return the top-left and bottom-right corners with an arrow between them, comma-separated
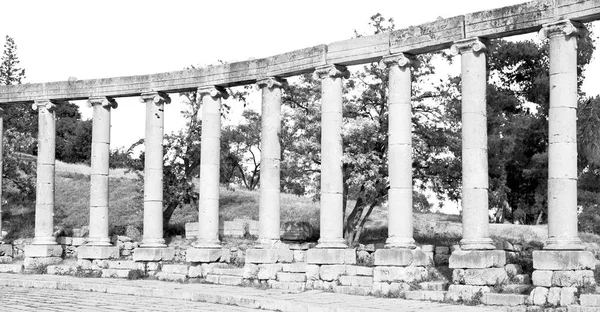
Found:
33,100 -> 57,245
257,78 -> 286,246
314,65 -> 349,249
451,38 -> 495,250
140,92 -> 170,248
87,97 -> 117,246
542,20 -> 584,250
196,87 -> 228,248
0,109 -> 3,241
383,54 -> 416,249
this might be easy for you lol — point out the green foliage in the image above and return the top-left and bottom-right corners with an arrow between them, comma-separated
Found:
0,35 -> 25,85
221,110 -> 261,190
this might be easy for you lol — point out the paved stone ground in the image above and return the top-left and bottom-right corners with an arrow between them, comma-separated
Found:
0,273 -> 504,311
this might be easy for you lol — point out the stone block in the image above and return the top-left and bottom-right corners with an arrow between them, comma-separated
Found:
186,247 -> 226,263
212,268 -> 243,276
161,264 -> 189,275
156,272 -> 187,282
463,268 -> 508,286
504,264 -> 523,276
77,246 -> 118,260
107,260 -> 142,270
551,270 -> 595,287
146,262 -> 160,271
24,244 -> 63,258
547,287 -> 561,306
0,244 -> 13,257
47,264 -> 77,275
529,286 -> 548,306
306,264 -> 320,280
319,265 -> 346,281
185,222 -> 198,238
501,284 -> 532,294
57,237 -> 72,245
339,275 -> 373,287
0,256 -> 12,263
452,269 -> 465,284
77,259 -> 92,270
205,274 -> 219,283
24,257 -> 62,269
446,284 -> 491,302
532,270 -> 553,287
245,248 -> 293,264
277,272 -> 306,282
559,287 -> 577,306
346,265 -> 373,276
513,274 -> 530,285
306,248 -> 356,264
71,238 -> 87,246
449,250 -> 506,269
293,250 -> 306,262
0,263 -> 23,273
101,268 -> 130,278
533,250 -> 595,270
188,265 -> 203,278
137,247 -> 175,262
481,293 -> 527,306
420,245 -> 435,252
281,262 -> 307,273
91,259 -> 110,270
373,266 -> 428,283
334,285 -> 371,296
287,242 -> 315,250
419,282 -> 448,291
219,275 -> 243,285
580,294 -> 600,307
373,249 -> 430,266
257,264 -> 283,280
390,282 -> 412,293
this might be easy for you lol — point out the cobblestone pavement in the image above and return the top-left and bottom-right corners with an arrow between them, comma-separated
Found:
0,286 -> 261,312
0,273 -> 504,311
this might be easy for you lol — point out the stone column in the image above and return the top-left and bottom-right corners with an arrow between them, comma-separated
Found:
190,86 -> 228,256
541,20 -> 584,250
0,108 -> 3,242
257,77 -> 286,247
450,38 -> 495,251
78,97 -> 119,260
24,100 -> 62,262
382,53 -> 417,249
314,64 -> 349,249
134,91 -> 174,262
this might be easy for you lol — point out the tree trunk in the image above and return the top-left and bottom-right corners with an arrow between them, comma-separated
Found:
535,211 -> 544,225
162,202 -> 179,230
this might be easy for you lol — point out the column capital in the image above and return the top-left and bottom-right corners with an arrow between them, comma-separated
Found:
255,77 -> 288,91
139,91 -> 171,105
313,64 -> 350,80
198,86 -> 229,100
450,38 -> 488,56
32,99 -> 57,112
379,53 -> 417,69
539,20 -> 585,40
87,96 -> 118,109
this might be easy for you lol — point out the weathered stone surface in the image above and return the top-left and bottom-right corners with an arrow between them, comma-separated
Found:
161,264 -> 189,275
560,287 -> 577,306
547,287 -> 561,306
257,264 -> 283,280
101,268 -> 130,278
0,245 -> 13,257
452,269 -> 465,284
0,263 -> 23,273
306,264 -> 320,281
269,281 -> 306,291
306,248 -> 356,264
504,264 -> 523,276
77,259 -> 92,270
390,16 -> 464,54
463,268 -> 508,286
319,265 -> 346,281
280,221 -> 315,241
551,270 -> 595,287
46,264 -> 77,275
580,294 -> 600,307
446,284 -> 491,302
133,247 -> 174,262
219,275 -> 243,285
529,286 -> 548,306
57,237 -> 72,245
481,293 -> 527,306
449,250 -> 506,269
77,246 -> 118,260
107,260 -> 142,270
188,265 -> 203,278
0,256 -> 12,264
71,238 -> 86,246
293,250 -> 306,262
92,259 -> 110,270
533,250 -> 596,270
277,272 -> 306,282
185,248 -> 227,263
420,245 -> 435,252
212,268 -> 243,277
334,285 -> 371,296
373,249 -> 430,266
156,272 -> 187,282
532,270 -> 553,287
24,257 -> 62,269
373,266 -> 428,283
24,245 -> 62,258
419,282 -> 448,291
339,275 -> 373,287
345,265 -> 373,276
405,290 -> 447,301
512,274 -> 531,285
245,248 -> 293,264
146,262 -> 160,271
281,263 -> 307,273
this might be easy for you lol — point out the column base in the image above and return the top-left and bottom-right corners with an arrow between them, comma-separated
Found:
544,237 -> 584,250
315,238 -> 347,249
306,248 -> 356,264
133,247 -> 174,262
186,247 -> 230,263
256,238 -> 281,249
533,250 -> 595,270
139,238 -> 166,248
374,248 -> 430,266
31,236 -> 58,245
86,238 -> 112,247
193,239 -> 221,249
385,237 -> 417,249
77,245 -> 119,260
24,244 -> 63,258
459,238 -> 495,250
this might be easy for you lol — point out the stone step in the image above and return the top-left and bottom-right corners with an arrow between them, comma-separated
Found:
581,294 -> 600,306
404,290 -> 447,301
0,263 -> 23,274
482,293 -> 528,306
501,284 -> 533,294
418,281 -> 448,291
212,267 -> 244,277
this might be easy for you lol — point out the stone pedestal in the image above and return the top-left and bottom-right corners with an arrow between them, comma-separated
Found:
448,250 -> 508,300
245,248 -> 293,264
196,86 -> 228,248
450,38 -> 495,251
133,247 -> 175,262
306,248 -> 356,265
24,244 -> 63,269
374,249 -> 430,266
77,245 -> 119,260
313,65 -> 350,249
186,247 -> 230,263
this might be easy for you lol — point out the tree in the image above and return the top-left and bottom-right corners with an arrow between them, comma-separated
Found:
221,110 -> 262,190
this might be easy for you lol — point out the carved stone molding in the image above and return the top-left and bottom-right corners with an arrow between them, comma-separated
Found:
313,64 -> 350,80
139,91 -> 171,105
87,96 -> 118,109
255,77 -> 288,91
198,86 -> 229,100
32,99 -> 57,112
379,53 -> 417,69
539,20 -> 585,40
450,38 -> 488,56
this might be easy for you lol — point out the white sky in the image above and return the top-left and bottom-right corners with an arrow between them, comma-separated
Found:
1,0 -> 599,149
